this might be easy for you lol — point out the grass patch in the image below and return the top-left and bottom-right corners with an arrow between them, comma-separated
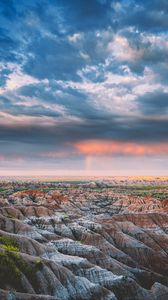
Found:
125,185 -> 168,190
1,245 -> 19,252
0,235 -> 19,250
0,250 -> 22,289
0,244 -> 43,291
0,188 -> 7,193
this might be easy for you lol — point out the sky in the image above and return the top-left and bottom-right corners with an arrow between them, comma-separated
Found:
0,0 -> 168,176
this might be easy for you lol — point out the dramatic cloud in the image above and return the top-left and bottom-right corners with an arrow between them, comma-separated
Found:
0,0 -> 167,175
137,91 -> 168,115
74,140 -> 168,156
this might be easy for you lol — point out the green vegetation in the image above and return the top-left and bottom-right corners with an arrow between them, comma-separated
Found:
35,258 -> 43,270
116,185 -> 168,198
0,188 -> 7,193
0,249 -> 42,291
1,245 -> 19,252
0,235 -> 21,288
125,185 -> 168,190
0,235 -> 43,291
0,235 -> 19,250
0,250 -> 22,289
0,245 -> 43,292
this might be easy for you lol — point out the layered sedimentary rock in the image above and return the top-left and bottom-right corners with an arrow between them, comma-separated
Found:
0,186 -> 168,300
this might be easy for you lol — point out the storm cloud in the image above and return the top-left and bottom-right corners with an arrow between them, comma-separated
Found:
0,0 -> 168,174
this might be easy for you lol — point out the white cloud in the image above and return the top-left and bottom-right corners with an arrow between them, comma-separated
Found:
108,35 -> 144,61
68,33 -> 82,43
56,60 -> 168,117
0,63 -> 39,94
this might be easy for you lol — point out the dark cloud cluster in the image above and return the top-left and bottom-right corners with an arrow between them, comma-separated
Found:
0,115 -> 167,149
0,0 -> 167,169
1,0 -> 168,79
137,91 -> 168,115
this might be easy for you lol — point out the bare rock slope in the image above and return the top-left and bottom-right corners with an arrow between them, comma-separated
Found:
0,187 -> 168,300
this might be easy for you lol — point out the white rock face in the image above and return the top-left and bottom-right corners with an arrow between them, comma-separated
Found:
0,183 -> 168,300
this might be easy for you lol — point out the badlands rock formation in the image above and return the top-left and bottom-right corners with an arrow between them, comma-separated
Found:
0,184 -> 168,299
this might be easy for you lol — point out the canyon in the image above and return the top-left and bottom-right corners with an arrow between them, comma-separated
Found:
0,178 -> 167,299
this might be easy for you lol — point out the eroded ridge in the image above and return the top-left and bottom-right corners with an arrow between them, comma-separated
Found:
0,178 -> 168,300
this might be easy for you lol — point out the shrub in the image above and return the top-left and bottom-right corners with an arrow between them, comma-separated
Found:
35,258 -> 43,270
1,245 -> 19,252
0,251 -> 22,289
0,248 -> 41,292
0,235 -> 19,250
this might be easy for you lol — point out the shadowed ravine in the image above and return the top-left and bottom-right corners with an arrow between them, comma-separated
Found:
0,181 -> 168,300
